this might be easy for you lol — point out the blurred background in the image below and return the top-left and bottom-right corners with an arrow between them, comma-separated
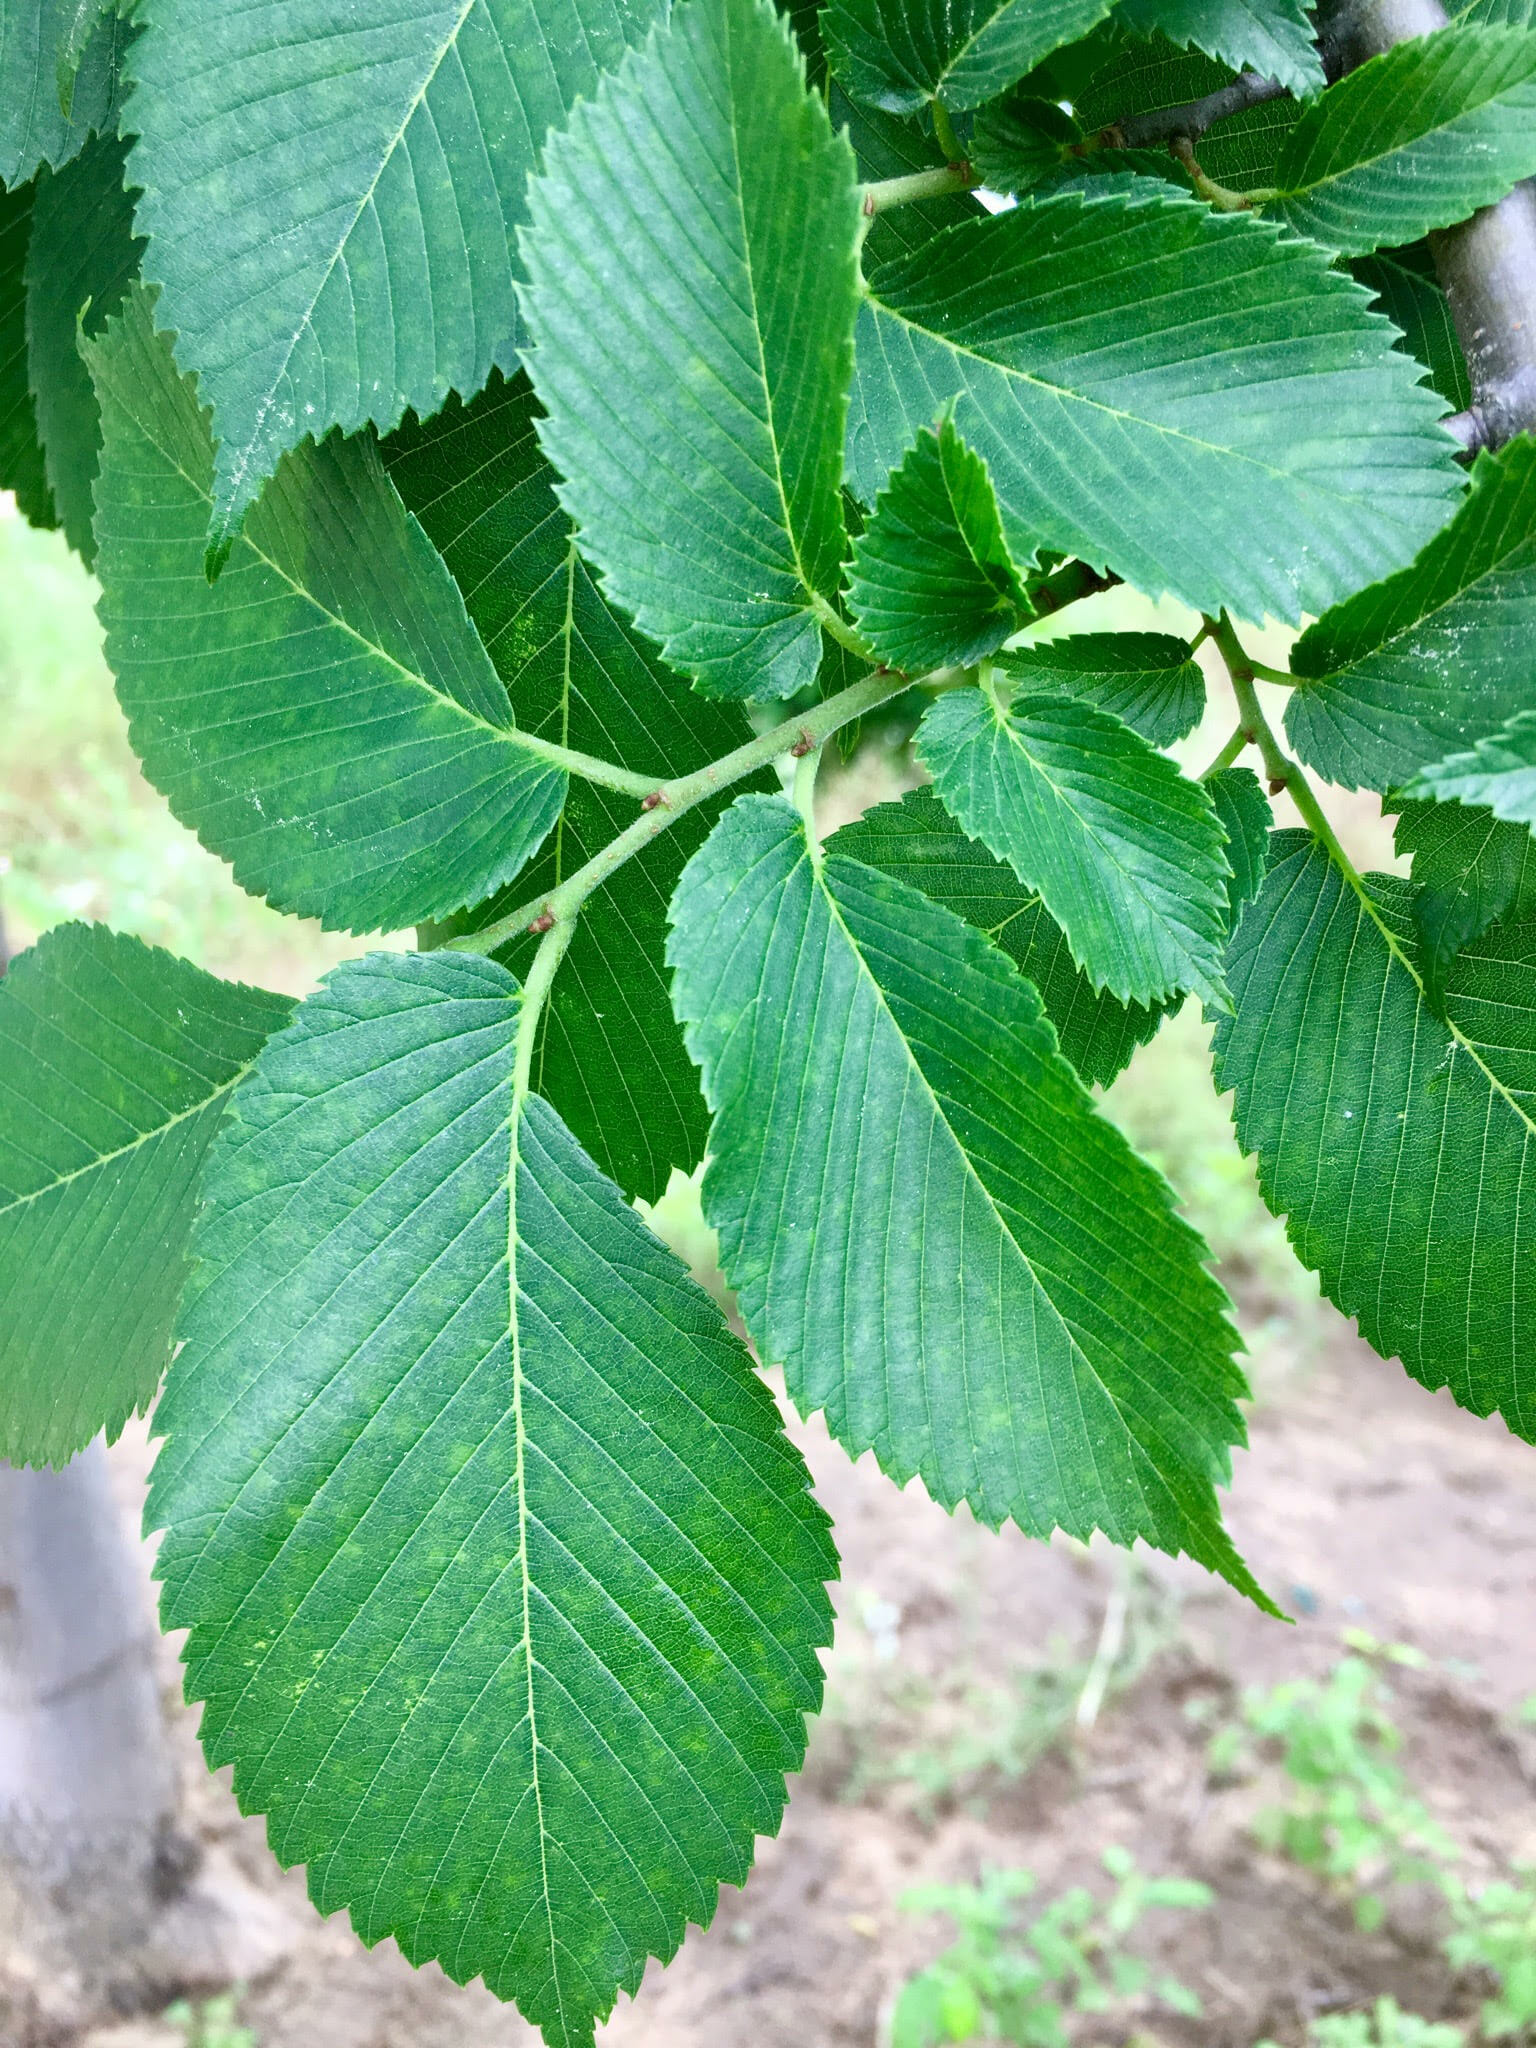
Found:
2,494 -> 1534,2048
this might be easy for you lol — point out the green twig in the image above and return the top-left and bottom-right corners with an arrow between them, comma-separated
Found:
810,591 -> 879,661
511,731 -> 668,799
1200,723 -> 1251,779
930,99 -> 964,165
512,913 -> 576,1104
449,667 -> 917,956
862,163 -> 976,215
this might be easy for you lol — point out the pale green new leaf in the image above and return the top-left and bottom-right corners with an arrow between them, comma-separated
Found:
829,785 -> 1172,1087
1350,248 -> 1471,414
1394,797 -> 1536,1004
520,0 -> 860,702
1111,0 -> 1323,96
1214,833 -> 1536,1439
821,0 -> 1114,112
0,0 -> 127,186
0,179 -> 54,530
1406,711 -> 1536,828
0,923 -> 292,1469
668,794 -> 1271,1606
849,182 -> 1462,627
384,370 -> 758,1200
24,129 -> 141,560
126,0 -> 663,567
1267,29 -> 1536,255
148,950 -> 834,2048
1288,437 -> 1536,792
917,686 -> 1231,1008
87,288 -> 566,934
846,417 -> 1029,671
999,631 -> 1205,747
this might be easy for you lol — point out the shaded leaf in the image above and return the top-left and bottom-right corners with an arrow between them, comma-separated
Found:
0,0 -> 127,186
384,370 -> 759,1200
24,127 -> 141,560
87,287 -> 565,934
846,417 -> 1029,671
829,784 -> 1171,1086
972,93 -> 1194,196
668,792 -> 1270,1605
1394,796 -> 1536,1005
1072,30 -> 1302,190
849,182 -> 1461,627
0,178 -> 55,529
1207,765 -> 1274,923
1267,28 -> 1536,255
1288,437 -> 1536,792
1350,246 -> 1472,414
0,923 -> 292,1468
148,949 -> 834,2048
999,630 -> 1205,747
521,0 -> 860,701
830,81 -> 983,268
1405,709 -> 1536,828
822,0 -> 1115,113
126,0 -> 664,565
917,684 -> 1231,1008
1214,832 -> 1536,1440
1111,0 -> 1323,96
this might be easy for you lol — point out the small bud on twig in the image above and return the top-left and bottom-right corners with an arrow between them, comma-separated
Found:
528,911 -> 556,934
642,789 -> 667,810
789,729 -> 816,759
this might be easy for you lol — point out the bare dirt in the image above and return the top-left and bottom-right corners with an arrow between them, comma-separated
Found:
8,1314 -> 1532,2048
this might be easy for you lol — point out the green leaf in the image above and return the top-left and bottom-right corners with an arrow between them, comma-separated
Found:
0,923 -> 292,1469
1350,246 -> 1472,414
1214,833 -> 1536,1440
849,183 -> 1462,628
0,178 -> 55,530
1394,797 -> 1536,1005
970,93 -> 1196,199
384,369 -> 758,1200
86,286 -> 566,934
846,417 -> 1029,671
830,82 -> 983,268
1266,29 -> 1536,255
917,685 -> 1231,1008
148,949 -> 834,2048
125,0 -> 664,567
520,0 -> 860,703
0,0 -> 127,186
1457,0 -> 1536,23
1207,765 -> 1274,925
1072,31 -> 1302,191
668,793 -> 1271,1607
24,128 -> 141,561
1405,710 -> 1536,829
828,785 -> 1171,1087
999,631 -> 1205,747
1110,0 -> 1324,96
1440,912 -> 1536,1110
821,0 -> 1115,113
1288,437 -> 1536,792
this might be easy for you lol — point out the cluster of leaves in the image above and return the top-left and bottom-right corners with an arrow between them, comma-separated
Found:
891,1848 -> 1211,2048
1220,1654 -> 1536,2038
1,0 -> 1536,2039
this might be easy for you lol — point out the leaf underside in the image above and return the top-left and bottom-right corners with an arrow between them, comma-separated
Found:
1394,798 -> 1536,1006
1407,711 -> 1536,831
999,631 -> 1205,748
0,923 -> 292,1469
125,0 -> 664,561
87,286 -> 566,934
668,794 -> 1272,1610
148,949 -> 836,2048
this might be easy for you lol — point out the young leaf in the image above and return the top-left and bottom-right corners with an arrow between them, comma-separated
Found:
668,794 -> 1271,1608
87,287 -> 566,934
849,183 -> 1462,628
828,786 -> 1172,1087
0,0 -> 127,186
845,418 -> 1029,671
520,0 -> 861,702
917,685 -> 1231,1009
24,129 -> 142,561
384,370 -> 759,1200
1394,798 -> 1536,1005
125,0 -> 664,568
999,631 -> 1205,747
0,179 -> 55,530
1406,709 -> 1536,829
1350,248 -> 1472,414
1110,0 -> 1324,97
1266,29 -> 1536,255
1288,437 -> 1536,792
148,949 -> 834,2048
821,0 -> 1115,113
1214,833 -> 1536,1441
0,923 -> 292,1470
